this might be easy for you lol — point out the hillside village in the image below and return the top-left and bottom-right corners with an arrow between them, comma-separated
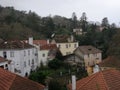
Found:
0,5 -> 120,90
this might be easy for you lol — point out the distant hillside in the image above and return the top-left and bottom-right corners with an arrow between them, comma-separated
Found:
0,6 -> 76,40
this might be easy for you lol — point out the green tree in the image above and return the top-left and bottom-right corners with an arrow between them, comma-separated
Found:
72,12 -> 78,28
80,12 -> 88,32
107,30 -> 120,57
48,80 -> 61,90
101,17 -> 109,27
48,59 -> 62,70
29,71 -> 46,85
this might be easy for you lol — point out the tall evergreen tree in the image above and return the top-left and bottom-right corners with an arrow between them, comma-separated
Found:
71,12 -> 77,28
80,12 -> 88,32
101,17 -> 109,27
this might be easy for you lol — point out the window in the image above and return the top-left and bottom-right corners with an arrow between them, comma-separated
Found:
10,51 -> 14,57
24,61 -> 26,67
5,64 -> 8,70
58,44 -> 61,48
69,44 -> 71,47
88,54 -> 89,57
28,50 -> 30,55
28,60 -> 30,66
42,54 -> 45,57
66,44 -> 68,48
32,49 -> 34,54
74,44 -> 77,48
5,64 -> 8,67
24,51 -> 26,56
32,59 -> 34,64
3,51 -> 7,58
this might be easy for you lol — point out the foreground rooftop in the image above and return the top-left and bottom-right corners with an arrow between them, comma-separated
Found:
0,68 -> 45,90
68,69 -> 120,90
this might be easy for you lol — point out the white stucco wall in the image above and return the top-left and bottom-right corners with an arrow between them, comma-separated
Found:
84,53 -> 102,67
38,50 -> 49,66
0,47 -> 38,77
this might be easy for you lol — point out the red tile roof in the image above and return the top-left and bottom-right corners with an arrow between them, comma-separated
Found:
0,56 -> 8,63
40,44 -> 57,50
75,45 -> 102,54
0,40 -> 34,50
0,68 -> 45,90
68,69 -> 120,90
33,40 -> 47,46
99,56 -> 120,68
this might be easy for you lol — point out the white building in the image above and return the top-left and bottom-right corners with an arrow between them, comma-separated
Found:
38,44 -> 57,66
73,28 -> 83,35
0,40 -> 38,77
26,37 -> 57,67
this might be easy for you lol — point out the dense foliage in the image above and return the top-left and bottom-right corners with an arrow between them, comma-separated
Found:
0,5 -> 119,58
48,58 -> 63,70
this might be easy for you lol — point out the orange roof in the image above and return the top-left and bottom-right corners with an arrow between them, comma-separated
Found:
99,56 -> 120,68
40,44 -> 57,50
68,69 -> 120,90
0,68 -> 45,90
33,40 -> 47,46
0,40 -> 34,50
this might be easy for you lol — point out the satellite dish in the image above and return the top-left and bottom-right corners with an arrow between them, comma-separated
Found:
51,33 -> 55,38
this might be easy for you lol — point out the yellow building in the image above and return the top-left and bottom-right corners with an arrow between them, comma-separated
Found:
51,35 -> 79,56
74,45 -> 102,67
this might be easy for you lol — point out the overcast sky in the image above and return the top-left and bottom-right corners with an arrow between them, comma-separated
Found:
0,0 -> 120,25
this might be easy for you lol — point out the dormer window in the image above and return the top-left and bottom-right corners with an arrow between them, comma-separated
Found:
88,48 -> 92,51
3,51 -> 7,58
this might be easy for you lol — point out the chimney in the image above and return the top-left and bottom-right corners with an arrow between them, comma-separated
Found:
71,35 -> 74,42
72,75 -> 76,90
47,39 -> 49,44
28,37 -> 33,45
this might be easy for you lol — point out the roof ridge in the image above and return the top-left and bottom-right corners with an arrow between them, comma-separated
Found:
77,72 -> 99,90
100,71 -> 109,90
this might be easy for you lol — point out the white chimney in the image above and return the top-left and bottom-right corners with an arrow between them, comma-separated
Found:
29,37 -> 33,45
71,35 -> 74,42
72,75 -> 76,90
47,39 -> 49,44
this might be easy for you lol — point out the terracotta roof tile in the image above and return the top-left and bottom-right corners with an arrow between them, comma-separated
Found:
75,45 -> 102,54
68,69 -> 120,90
33,40 -> 47,46
40,44 -> 57,50
0,40 -> 34,50
0,68 -> 45,90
